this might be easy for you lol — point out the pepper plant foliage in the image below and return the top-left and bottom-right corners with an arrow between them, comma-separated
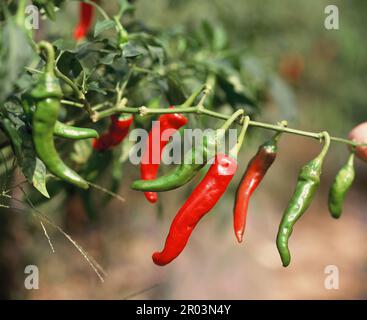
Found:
0,0 -> 288,213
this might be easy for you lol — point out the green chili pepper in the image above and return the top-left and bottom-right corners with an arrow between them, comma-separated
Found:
31,41 -> 89,189
131,109 -> 244,192
328,152 -> 355,219
22,94 -> 99,140
53,121 -> 98,140
276,132 -> 330,267
131,132 -> 216,192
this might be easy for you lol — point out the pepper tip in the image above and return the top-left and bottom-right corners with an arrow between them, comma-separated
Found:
235,231 -> 244,243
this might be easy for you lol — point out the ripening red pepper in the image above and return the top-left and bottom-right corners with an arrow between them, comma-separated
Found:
233,135 -> 280,243
152,153 -> 237,266
140,107 -> 188,204
93,115 -> 133,151
73,1 -> 96,41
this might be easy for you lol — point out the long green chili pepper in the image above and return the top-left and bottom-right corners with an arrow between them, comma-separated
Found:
276,132 -> 330,267
31,42 -> 89,189
22,94 -> 98,140
328,152 -> 355,219
131,109 -> 244,192
53,121 -> 98,140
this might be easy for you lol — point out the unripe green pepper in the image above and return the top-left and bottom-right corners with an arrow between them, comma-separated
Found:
31,42 -> 89,189
276,132 -> 330,267
328,153 -> 355,219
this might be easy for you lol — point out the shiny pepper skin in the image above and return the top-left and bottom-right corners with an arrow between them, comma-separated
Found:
140,109 -> 188,203
53,121 -> 99,140
32,72 -> 89,189
93,115 -> 133,151
233,138 -> 278,243
328,153 -> 355,219
131,132 -> 216,192
276,155 -> 324,267
74,1 -> 95,40
152,153 -> 238,266
21,94 -> 99,140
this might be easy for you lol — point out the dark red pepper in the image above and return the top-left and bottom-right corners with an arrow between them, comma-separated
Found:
152,153 -> 237,266
233,135 -> 280,243
140,107 -> 188,204
93,115 -> 133,151
74,1 -> 95,40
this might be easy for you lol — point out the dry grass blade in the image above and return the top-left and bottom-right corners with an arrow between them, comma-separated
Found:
87,181 -> 125,203
39,220 -> 55,253
17,187 -> 106,283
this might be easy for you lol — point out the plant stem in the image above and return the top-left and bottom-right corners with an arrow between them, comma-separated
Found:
231,116 -> 250,156
83,0 -> 110,20
37,42 -> 56,74
92,98 -> 131,122
15,0 -> 26,27
61,100 -> 84,108
117,105 -> 365,148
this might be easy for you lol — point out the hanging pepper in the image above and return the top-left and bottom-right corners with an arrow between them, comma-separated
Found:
32,42 -> 89,189
54,121 -> 99,140
138,85 -> 206,203
328,152 -> 355,219
73,1 -> 95,41
276,132 -> 330,267
152,116 -> 250,266
93,114 -> 133,151
140,109 -> 188,203
132,109 -> 244,193
233,128 -> 284,243
22,93 -> 99,140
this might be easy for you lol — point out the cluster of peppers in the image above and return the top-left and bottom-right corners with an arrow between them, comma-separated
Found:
132,114 -> 356,267
25,7 -> 358,268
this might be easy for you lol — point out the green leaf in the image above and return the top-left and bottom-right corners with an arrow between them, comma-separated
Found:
57,51 -> 83,79
0,115 -> 49,198
87,81 -> 107,95
122,42 -> 143,59
94,20 -> 116,37
99,52 -> 119,65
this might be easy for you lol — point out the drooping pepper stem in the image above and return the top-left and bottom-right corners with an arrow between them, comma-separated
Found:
220,109 -> 244,132
15,0 -> 27,27
37,41 -> 56,75
216,109 -> 244,143
272,120 -> 288,143
347,151 -> 355,166
230,116 -> 250,157
179,84 -> 207,108
317,131 -> 331,161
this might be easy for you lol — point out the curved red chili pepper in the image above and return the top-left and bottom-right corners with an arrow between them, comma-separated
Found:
74,1 -> 95,40
141,107 -> 188,204
93,115 -> 133,151
233,139 -> 278,243
152,153 -> 237,266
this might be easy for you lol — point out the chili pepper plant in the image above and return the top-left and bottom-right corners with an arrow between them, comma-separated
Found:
1,0 -> 367,278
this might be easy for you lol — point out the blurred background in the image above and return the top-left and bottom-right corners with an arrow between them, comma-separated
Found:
1,0 -> 367,299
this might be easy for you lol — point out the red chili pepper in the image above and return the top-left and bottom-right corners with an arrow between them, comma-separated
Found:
73,1 -> 95,41
93,115 -> 133,151
140,107 -> 188,204
152,153 -> 237,266
233,136 -> 280,243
